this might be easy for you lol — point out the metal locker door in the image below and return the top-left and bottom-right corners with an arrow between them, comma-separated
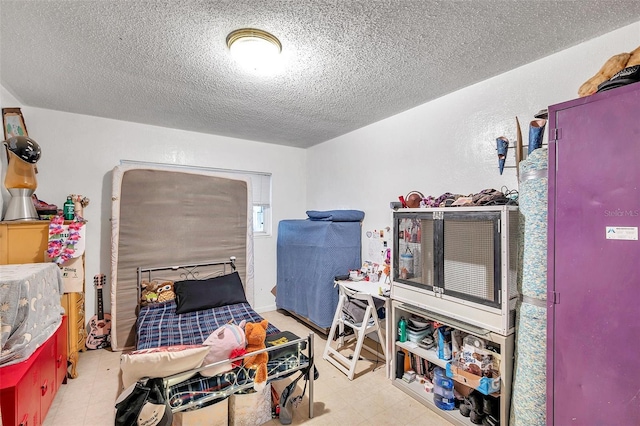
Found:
547,84 -> 640,425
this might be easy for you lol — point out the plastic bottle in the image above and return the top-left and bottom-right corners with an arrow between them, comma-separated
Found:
63,196 -> 75,220
398,316 -> 407,342
433,366 -> 455,410
437,326 -> 452,360
395,351 -> 405,379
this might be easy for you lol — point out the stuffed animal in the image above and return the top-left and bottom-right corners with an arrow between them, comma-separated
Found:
140,281 -> 158,305
156,281 -> 175,302
200,320 -> 246,377
140,280 -> 176,305
578,45 -> 640,97
628,45 -> 640,67
243,319 -> 269,391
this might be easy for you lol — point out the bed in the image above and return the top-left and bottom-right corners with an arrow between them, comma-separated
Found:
122,259 -> 316,419
0,263 -> 64,366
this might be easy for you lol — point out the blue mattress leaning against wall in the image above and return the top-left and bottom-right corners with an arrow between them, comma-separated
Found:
276,210 -> 364,330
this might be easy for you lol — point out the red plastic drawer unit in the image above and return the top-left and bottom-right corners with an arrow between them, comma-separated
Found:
0,316 -> 67,426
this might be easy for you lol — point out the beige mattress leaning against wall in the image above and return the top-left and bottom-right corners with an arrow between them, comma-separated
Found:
110,164 -> 254,351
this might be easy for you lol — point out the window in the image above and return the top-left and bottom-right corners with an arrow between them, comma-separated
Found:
253,206 -> 265,233
120,160 -> 272,236
248,172 -> 272,236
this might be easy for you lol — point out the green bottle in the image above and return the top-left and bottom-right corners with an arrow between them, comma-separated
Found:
63,196 -> 74,220
398,316 -> 407,343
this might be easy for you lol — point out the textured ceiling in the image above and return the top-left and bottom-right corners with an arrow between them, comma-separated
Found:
1,1 -> 639,148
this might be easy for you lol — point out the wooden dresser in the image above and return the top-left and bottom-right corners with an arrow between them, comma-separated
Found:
0,220 -> 86,378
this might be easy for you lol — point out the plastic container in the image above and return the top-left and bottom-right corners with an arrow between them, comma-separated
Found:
433,366 -> 455,410
463,334 -> 486,350
399,253 -> 413,279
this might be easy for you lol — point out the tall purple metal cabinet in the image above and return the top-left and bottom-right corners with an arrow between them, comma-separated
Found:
547,82 -> 640,425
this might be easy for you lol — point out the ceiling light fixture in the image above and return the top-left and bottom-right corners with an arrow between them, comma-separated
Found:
226,28 -> 282,71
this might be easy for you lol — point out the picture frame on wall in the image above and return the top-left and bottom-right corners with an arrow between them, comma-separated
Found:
2,107 -> 29,140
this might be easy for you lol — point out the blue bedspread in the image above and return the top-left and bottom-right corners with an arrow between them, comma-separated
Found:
276,217 -> 362,329
136,301 -> 279,350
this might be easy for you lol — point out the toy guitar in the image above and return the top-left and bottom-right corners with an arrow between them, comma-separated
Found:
86,274 -> 112,350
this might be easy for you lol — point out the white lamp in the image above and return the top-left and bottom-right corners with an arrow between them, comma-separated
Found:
226,28 -> 281,71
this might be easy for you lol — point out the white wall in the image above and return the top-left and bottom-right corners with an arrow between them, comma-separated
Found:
307,22 -> 640,242
0,86 -> 308,321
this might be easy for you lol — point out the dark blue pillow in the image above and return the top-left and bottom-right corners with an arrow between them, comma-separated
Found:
174,271 -> 247,314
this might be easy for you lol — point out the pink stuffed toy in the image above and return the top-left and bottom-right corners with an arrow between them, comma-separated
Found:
200,320 -> 246,377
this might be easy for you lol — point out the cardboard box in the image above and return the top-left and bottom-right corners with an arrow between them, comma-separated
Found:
459,344 -> 501,375
172,398 -> 228,426
446,362 -> 500,395
453,381 -> 474,397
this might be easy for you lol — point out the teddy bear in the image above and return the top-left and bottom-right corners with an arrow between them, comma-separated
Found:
578,45 -> 640,97
200,320 -> 246,377
243,319 -> 269,391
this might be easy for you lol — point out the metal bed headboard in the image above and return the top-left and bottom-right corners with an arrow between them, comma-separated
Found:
136,257 -> 237,309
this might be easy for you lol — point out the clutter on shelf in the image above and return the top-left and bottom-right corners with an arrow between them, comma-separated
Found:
393,188 -> 518,210
396,312 -> 504,422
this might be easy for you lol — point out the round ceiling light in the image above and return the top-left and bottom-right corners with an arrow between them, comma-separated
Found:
226,28 -> 282,71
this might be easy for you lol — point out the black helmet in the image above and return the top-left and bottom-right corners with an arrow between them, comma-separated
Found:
5,136 -> 41,163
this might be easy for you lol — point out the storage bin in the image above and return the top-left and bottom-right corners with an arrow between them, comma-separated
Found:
228,384 -> 272,426
172,398 -> 228,426
446,362 -> 501,395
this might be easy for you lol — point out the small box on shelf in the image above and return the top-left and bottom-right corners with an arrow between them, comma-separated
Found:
446,362 -> 500,396
402,370 -> 417,383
